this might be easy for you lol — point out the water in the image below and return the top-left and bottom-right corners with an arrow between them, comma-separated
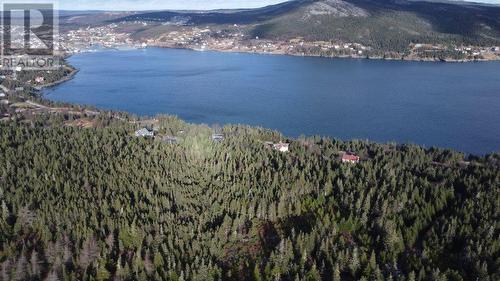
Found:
45,48 -> 500,154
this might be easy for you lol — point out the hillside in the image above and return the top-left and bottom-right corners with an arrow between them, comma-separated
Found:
248,0 -> 500,51
0,88 -> 499,281
113,1 -> 309,25
109,0 -> 500,55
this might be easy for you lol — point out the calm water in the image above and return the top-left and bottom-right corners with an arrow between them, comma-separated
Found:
45,48 -> 500,154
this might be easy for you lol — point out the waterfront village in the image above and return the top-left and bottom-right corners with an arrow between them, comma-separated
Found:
2,21 -> 499,88
1,16 -> 498,94
62,24 -> 146,52
61,22 -> 500,60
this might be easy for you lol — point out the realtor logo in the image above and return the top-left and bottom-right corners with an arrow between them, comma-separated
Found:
1,1 -> 59,70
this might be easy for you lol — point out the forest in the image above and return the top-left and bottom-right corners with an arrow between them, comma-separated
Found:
0,97 -> 498,281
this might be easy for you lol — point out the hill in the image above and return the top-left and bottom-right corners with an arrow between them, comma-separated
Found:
109,0 -> 500,55
114,1 -> 310,25
248,0 -> 500,51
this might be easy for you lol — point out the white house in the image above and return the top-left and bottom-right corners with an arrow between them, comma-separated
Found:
135,128 -> 154,137
273,143 -> 290,153
212,134 -> 225,142
35,77 -> 45,84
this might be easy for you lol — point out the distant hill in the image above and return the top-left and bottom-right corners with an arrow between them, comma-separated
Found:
113,0 -> 309,25
111,0 -> 500,51
59,11 -> 135,31
248,0 -> 500,51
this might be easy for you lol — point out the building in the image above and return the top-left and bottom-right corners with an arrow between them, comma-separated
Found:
342,153 -> 360,164
264,141 -> 274,148
212,134 -> 225,142
0,93 -> 5,98
135,128 -> 154,137
35,77 -> 45,84
273,142 -> 290,153
162,136 -> 178,144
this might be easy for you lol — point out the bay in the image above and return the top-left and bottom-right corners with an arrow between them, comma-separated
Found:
45,47 -> 500,154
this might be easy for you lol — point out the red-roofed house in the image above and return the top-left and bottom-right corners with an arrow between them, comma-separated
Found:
342,153 -> 360,164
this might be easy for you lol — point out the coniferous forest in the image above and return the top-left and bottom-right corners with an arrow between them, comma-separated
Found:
0,103 -> 499,281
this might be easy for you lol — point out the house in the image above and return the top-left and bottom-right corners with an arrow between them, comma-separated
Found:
135,128 -> 154,137
212,134 -> 224,142
263,141 -> 274,148
0,93 -> 5,98
35,77 -> 45,84
342,153 -> 360,164
273,142 -> 290,153
162,136 -> 178,144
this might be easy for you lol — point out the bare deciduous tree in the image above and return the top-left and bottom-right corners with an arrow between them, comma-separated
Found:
144,251 -> 153,275
14,254 -> 27,281
17,207 -> 35,227
79,236 -> 99,270
1,259 -> 11,281
30,250 -> 41,278
105,233 -> 115,249
44,270 -> 59,281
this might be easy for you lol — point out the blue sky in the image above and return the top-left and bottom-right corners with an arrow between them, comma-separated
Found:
59,0 -> 500,11
60,0 -> 287,10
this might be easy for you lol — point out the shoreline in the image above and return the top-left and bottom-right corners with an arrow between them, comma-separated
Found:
35,47 -> 499,155
64,44 -> 500,64
149,44 -> 500,63
36,66 -> 79,91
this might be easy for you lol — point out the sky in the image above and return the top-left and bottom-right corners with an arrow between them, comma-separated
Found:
60,0 -> 287,11
58,0 -> 500,11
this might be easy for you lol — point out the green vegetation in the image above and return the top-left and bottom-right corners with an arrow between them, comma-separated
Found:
249,0 -> 500,54
0,2 -> 497,279
1,64 -> 75,92
0,100 -> 498,281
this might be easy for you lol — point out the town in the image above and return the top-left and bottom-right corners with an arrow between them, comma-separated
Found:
144,25 -> 374,58
59,22 -> 500,61
62,24 -> 146,53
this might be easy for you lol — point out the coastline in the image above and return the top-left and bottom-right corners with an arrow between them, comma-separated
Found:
149,44 -> 500,63
36,66 -> 79,91
61,43 -> 500,64
38,49 -> 500,155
